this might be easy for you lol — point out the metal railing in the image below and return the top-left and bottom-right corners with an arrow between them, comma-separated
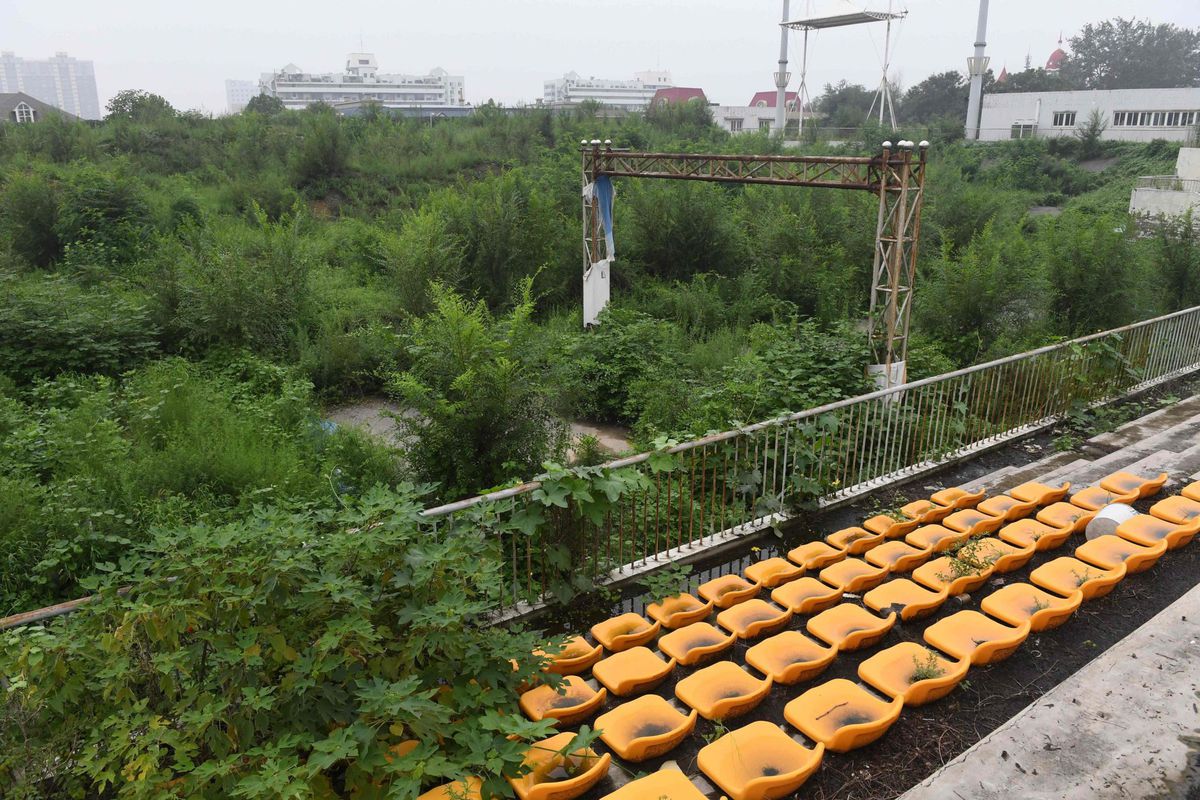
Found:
422,306 -> 1200,610
1135,176 -> 1200,193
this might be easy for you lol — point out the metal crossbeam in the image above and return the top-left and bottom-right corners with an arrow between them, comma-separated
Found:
587,149 -> 879,190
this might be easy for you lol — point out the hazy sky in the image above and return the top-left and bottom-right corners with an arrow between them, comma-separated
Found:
4,0 -> 1199,114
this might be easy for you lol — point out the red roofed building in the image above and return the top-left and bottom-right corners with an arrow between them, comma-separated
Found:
1046,37 -> 1067,74
652,87 -> 707,106
748,90 -> 799,109
996,66 -> 1008,84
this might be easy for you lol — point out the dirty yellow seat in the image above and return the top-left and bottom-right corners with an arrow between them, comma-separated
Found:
1116,513 -> 1200,550
744,556 -> 805,587
901,498 -> 954,524
536,636 -> 603,675
594,694 -> 697,762
1036,502 -> 1095,534
1001,518 -> 1073,551
646,593 -> 713,629
818,557 -> 889,593
783,678 -> 903,752
942,509 -> 1005,537
922,610 -> 1030,665
657,622 -> 737,666
857,641 -> 969,706
863,514 -> 920,539
675,661 -> 773,721
698,574 -> 760,608
1075,534 -> 1168,574
863,578 -> 948,621
1070,485 -> 1139,511
509,731 -> 612,800
717,599 -> 793,640
865,540 -> 932,573
980,583 -> 1083,631
770,577 -> 843,615
600,770 -> 707,800
931,486 -> 985,509
787,541 -> 847,571
1008,481 -> 1071,506
912,555 -> 994,595
976,494 -> 1038,522
697,720 -> 825,800
1183,481 -> 1200,503
1099,470 -> 1169,500
1029,556 -> 1126,601
1149,495 -> 1200,525
826,526 -> 884,555
905,524 -> 969,553
591,647 -> 675,696
972,537 -> 1036,573
806,604 -> 896,651
518,676 -> 607,727
418,778 -> 483,800
744,631 -> 837,685
590,613 -> 660,653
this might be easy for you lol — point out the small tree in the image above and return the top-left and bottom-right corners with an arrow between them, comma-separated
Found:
1074,108 -> 1108,158
244,93 -> 285,116
104,89 -> 176,122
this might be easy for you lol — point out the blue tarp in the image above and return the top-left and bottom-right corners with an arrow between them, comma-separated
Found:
595,175 -> 615,258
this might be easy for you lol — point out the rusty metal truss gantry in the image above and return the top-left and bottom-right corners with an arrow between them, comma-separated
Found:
582,140 -> 929,385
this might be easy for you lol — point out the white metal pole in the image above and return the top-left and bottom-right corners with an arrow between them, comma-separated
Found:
775,0 -> 791,136
965,0 -> 990,140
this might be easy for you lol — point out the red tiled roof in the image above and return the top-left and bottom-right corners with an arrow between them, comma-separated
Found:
652,87 -> 707,105
1046,48 -> 1067,70
748,90 -> 799,108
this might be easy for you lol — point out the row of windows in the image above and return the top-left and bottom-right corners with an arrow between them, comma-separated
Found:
1112,110 -> 1198,127
1051,111 -> 1076,127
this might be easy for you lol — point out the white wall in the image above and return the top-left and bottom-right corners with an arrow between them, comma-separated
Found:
1178,148 -> 1200,181
1129,188 -> 1200,218
979,87 -> 1200,143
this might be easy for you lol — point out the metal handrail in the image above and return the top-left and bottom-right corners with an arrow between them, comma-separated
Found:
1135,176 -> 1200,192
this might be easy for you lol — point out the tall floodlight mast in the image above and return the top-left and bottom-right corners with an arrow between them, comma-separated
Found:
965,0 -> 990,139
866,0 -> 901,129
774,0 -> 792,135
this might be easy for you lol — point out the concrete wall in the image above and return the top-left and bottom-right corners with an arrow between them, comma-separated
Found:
1179,147 -> 1200,180
1129,188 -> 1199,218
979,87 -> 1200,143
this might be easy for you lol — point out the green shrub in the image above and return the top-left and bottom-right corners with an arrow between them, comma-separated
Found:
0,168 -> 62,267
55,166 -> 154,265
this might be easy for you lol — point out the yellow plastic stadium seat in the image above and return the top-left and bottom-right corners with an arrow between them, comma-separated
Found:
518,676 -> 607,727
857,641 -> 969,706
594,694 -> 697,762
931,486 -> 985,509
980,583 -> 1083,632
787,541 -> 847,571
901,498 -> 955,524
922,610 -> 1030,665
865,540 -> 933,573
912,555 -> 994,595
1000,518 -> 1074,551
536,636 -> 603,675
863,578 -> 949,621
976,494 -> 1039,523
1070,485 -> 1139,512
770,577 -> 843,615
1116,513 -> 1200,550
1099,470 -> 1168,500
1182,481 -> 1200,503
675,661 -> 773,721
972,537 -> 1036,573
806,604 -> 896,651
418,778 -> 484,800
1075,534 -> 1168,574
905,524 -> 970,553
698,574 -> 760,608
697,720 -> 825,800
657,622 -> 737,666
645,593 -> 713,629
942,509 -> 1005,537
591,647 -> 675,696
600,770 -> 708,800
1008,481 -> 1071,506
863,514 -> 920,539
744,630 -> 837,685
818,557 -> 890,593
590,613 -> 660,653
826,526 -> 885,555
743,557 -> 804,588
1029,556 -> 1127,601
509,731 -> 611,800
717,599 -> 793,640
1149,495 -> 1200,525
1036,502 -> 1095,534
783,678 -> 903,752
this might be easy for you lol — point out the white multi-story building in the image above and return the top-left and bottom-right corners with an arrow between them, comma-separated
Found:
543,70 -> 674,111
225,79 -> 261,114
0,51 -> 100,120
978,88 -> 1200,143
260,54 -> 466,114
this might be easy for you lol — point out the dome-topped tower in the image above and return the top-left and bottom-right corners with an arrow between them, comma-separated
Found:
1046,34 -> 1067,74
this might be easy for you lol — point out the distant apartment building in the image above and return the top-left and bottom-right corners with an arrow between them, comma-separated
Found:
714,91 -> 804,135
225,79 -> 261,114
260,54 -> 467,116
979,87 -> 1200,143
543,70 -> 674,111
0,51 -> 100,120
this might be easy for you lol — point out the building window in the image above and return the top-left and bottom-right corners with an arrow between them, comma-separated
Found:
1051,111 -> 1076,127
726,117 -> 743,133
755,100 -> 767,108
1010,123 -> 1036,139
759,118 -> 772,132
13,102 -> 35,123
